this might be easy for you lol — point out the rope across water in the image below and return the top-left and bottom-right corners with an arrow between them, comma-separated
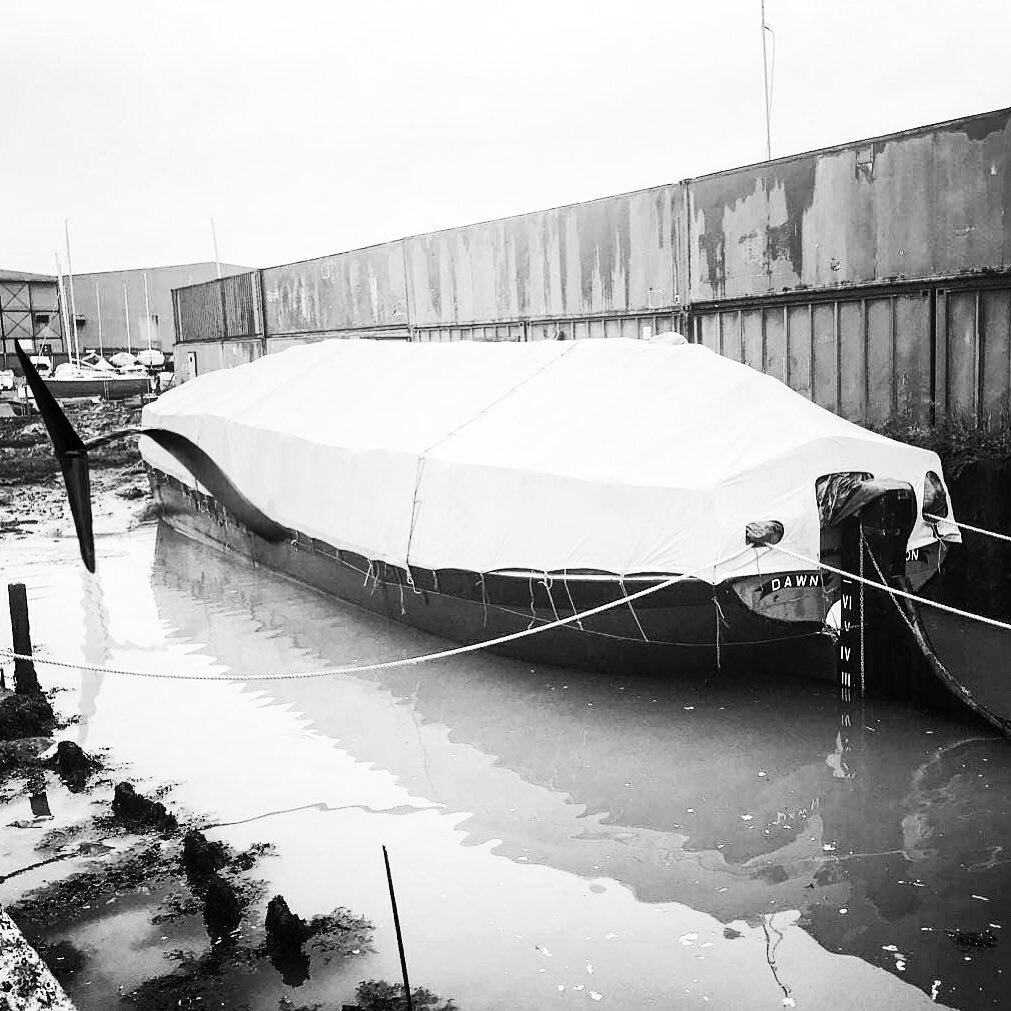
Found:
0,546 -> 755,682
5,538 -> 1010,682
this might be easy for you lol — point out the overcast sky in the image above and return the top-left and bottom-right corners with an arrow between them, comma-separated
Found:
2,0 -> 1008,274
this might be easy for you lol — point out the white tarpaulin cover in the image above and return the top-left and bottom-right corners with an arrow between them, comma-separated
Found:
140,338 -> 959,583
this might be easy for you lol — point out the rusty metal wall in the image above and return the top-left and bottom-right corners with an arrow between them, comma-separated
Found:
692,286 -> 934,424
405,184 -> 687,327
262,242 -> 409,335
221,272 -> 260,338
176,280 -> 226,343
691,278 -> 1011,425
690,109 -> 1011,302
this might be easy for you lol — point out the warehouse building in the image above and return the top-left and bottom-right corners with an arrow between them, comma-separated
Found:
68,262 -> 250,357
173,106 -> 1011,428
0,269 -> 65,368
1,262 -> 250,370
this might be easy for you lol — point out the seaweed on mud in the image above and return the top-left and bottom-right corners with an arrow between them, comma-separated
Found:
43,741 -> 99,793
262,895 -> 374,987
0,692 -> 55,741
7,840 -> 173,932
120,945 -> 259,1010
355,979 -> 459,1011
110,782 -> 179,833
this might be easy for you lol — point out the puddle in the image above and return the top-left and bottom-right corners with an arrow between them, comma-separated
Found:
3,522 -> 1010,1008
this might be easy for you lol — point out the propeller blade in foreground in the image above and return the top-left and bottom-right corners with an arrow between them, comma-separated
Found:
14,341 -> 96,572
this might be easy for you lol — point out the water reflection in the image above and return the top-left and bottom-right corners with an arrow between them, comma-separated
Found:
146,523 -> 1011,1007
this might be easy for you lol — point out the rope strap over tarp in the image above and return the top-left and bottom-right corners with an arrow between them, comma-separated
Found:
0,546 -> 754,682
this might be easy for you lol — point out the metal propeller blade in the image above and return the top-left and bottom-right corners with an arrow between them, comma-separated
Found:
14,341 -> 95,572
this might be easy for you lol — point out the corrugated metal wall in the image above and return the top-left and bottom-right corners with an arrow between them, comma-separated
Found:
173,107 -> 1011,426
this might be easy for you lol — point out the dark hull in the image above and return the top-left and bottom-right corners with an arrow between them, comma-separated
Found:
44,376 -> 151,400
150,469 -> 834,680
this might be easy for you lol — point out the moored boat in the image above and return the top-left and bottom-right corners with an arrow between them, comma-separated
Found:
136,338 -> 961,679
33,360 -> 153,401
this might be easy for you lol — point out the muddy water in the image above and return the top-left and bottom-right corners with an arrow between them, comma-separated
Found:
2,522 -> 1011,1009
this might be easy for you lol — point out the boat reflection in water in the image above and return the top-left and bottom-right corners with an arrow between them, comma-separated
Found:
151,523 -> 1011,1008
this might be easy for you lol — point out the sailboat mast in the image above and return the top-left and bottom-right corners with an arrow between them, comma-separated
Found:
95,282 -> 104,358
143,272 -> 152,350
54,252 -> 71,362
64,219 -> 80,366
123,281 -> 132,353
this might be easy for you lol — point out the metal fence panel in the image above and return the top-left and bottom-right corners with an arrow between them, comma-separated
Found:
222,272 -> 258,338
764,306 -> 787,384
894,293 -> 931,421
946,290 -> 978,420
176,281 -> 225,343
982,289 -> 1011,416
786,304 -> 812,399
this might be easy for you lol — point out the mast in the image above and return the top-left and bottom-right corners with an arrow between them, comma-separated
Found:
210,217 -> 222,279
123,280 -> 132,353
761,0 -> 772,161
95,282 -> 103,358
54,252 -> 71,360
64,219 -> 80,366
143,272 -> 152,349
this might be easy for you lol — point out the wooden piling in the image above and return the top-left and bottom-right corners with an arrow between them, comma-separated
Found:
7,583 -> 40,694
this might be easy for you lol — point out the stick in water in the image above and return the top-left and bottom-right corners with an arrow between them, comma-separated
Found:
382,845 -> 414,1011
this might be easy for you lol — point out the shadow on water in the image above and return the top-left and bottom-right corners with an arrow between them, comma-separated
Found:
150,522 -> 1011,1009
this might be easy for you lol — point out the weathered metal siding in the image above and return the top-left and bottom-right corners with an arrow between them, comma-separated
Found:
692,279 -> 1011,425
405,184 -> 687,327
262,242 -> 409,335
935,281 -> 1011,423
693,287 -> 935,424
176,280 -> 226,343
221,272 -> 260,338
689,109 -> 1011,302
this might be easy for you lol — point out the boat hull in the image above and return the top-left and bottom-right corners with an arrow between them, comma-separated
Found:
149,468 -> 835,680
44,376 -> 151,400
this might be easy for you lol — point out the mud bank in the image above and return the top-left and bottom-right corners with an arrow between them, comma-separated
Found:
0,400 -> 152,539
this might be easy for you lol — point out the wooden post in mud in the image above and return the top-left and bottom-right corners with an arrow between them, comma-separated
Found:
383,845 -> 414,1011
7,583 -> 40,694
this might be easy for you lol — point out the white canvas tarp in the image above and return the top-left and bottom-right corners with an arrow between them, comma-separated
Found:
141,338 -> 959,583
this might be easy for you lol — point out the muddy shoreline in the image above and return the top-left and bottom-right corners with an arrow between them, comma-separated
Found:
1,402 -> 456,1011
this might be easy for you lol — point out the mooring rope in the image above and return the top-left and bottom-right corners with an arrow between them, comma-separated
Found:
0,546 -> 754,682
771,546 -> 1011,633
925,514 -> 1011,545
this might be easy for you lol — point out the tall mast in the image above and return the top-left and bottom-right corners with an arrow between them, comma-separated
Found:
211,217 -> 222,279
761,0 -> 772,161
123,280 -> 132,353
64,219 -> 81,365
143,272 -> 152,349
95,282 -> 104,358
54,252 -> 71,359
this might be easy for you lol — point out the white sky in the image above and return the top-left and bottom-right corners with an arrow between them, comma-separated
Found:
2,0 -> 1009,274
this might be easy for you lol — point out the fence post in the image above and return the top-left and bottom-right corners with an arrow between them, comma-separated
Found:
8,583 -> 40,693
